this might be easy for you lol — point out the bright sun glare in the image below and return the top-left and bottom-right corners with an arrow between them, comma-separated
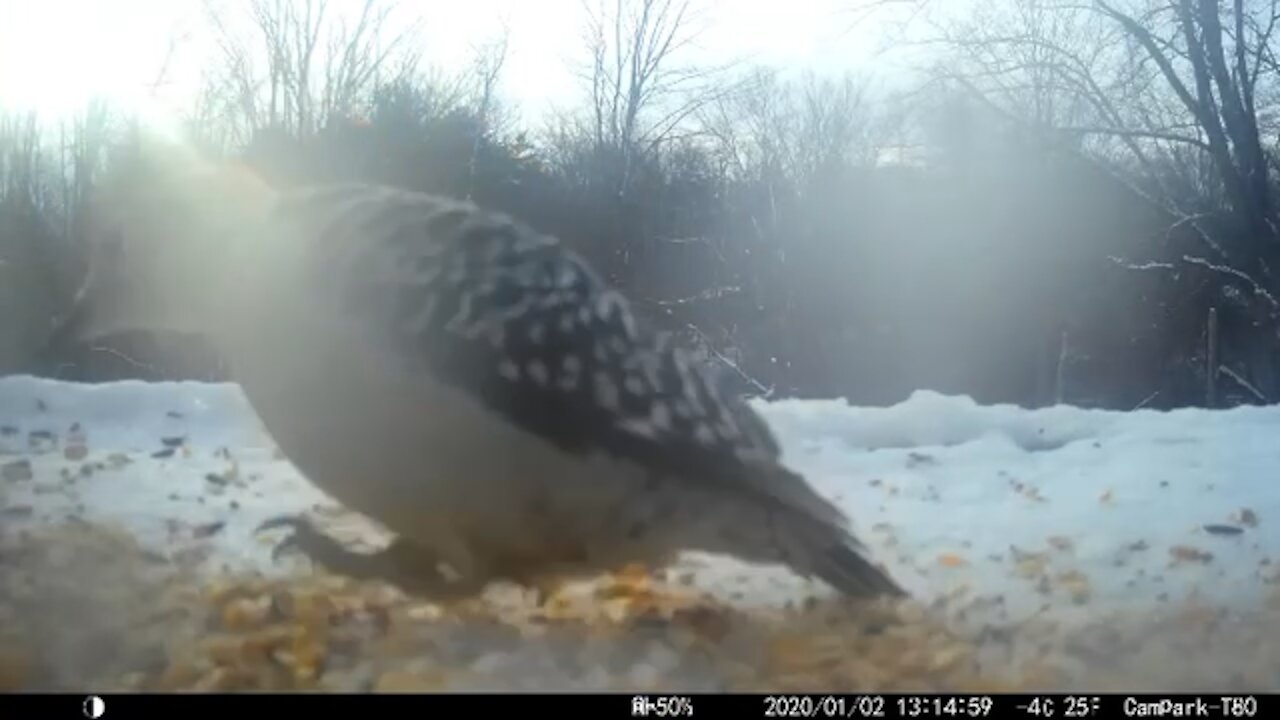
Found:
0,0 -> 901,131
0,0 -> 205,122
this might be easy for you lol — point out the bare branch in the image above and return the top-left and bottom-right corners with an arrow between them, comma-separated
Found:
1132,389 -> 1161,409
1057,123 -> 1211,150
1220,363 -> 1269,401
574,0 -> 726,194
1181,254 -> 1280,311
466,23 -> 511,200
643,284 -> 742,307
1108,256 -> 1177,271
200,0 -> 421,139
684,323 -> 773,398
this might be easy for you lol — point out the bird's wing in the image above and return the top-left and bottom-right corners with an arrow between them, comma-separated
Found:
278,183 -> 851,532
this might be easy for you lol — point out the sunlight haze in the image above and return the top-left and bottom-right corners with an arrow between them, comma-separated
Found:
0,0 -> 908,126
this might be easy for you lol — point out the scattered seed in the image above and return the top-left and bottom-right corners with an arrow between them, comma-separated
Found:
2,460 -> 33,482
1203,524 -> 1244,536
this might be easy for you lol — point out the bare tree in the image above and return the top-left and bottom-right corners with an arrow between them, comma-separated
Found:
465,24 -> 511,201
56,101 -> 116,241
902,2 -> 1264,248
1090,2 -> 1279,247
0,112 -> 65,373
576,0 -> 731,194
874,0 -> 1280,400
200,0 -> 424,142
794,73 -> 881,176
1072,1 -> 1280,400
699,68 -> 880,188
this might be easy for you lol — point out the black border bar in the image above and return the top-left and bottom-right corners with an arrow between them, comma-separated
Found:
3,692 -> 1271,718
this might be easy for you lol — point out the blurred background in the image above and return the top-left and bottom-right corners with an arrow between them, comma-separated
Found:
3,0 -> 1276,412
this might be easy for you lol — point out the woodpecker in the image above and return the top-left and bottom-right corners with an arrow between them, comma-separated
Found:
53,137 -> 904,600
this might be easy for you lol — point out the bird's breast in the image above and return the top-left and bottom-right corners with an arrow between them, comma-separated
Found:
222,307 -> 645,560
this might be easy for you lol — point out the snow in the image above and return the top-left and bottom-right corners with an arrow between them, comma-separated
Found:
758,394 -> 1280,618
2,374 -> 1279,687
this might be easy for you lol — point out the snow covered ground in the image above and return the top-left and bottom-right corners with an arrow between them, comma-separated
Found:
2,373 -> 1279,690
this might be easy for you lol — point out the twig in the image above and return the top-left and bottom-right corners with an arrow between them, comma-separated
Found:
1206,307 -> 1219,407
88,345 -> 155,372
1166,212 -> 1216,254
1109,254 -> 1280,314
1054,328 -> 1069,405
684,323 -> 773,398
1219,364 -> 1268,402
646,285 -> 742,307
1132,390 -> 1160,410
1181,255 -> 1280,312
1107,256 -> 1175,271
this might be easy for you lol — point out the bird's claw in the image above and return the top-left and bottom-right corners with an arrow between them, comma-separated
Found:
256,514 -> 320,563
257,514 -> 306,534
253,513 -> 405,584
253,515 -> 475,599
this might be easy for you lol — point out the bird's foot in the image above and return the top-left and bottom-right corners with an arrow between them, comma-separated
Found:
256,515 -> 480,599
515,575 -> 569,607
257,514 -> 382,576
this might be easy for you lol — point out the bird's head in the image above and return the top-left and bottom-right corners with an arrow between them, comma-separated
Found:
50,134 -> 278,349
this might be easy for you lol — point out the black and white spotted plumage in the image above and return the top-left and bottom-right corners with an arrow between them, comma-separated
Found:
65,152 -> 903,599
260,183 -> 903,597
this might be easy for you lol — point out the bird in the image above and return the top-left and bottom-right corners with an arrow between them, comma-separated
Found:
50,134 -> 904,601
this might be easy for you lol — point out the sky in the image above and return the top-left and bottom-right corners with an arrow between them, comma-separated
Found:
0,0 -> 927,129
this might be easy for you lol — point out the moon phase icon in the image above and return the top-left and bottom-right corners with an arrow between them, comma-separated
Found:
82,696 -> 105,718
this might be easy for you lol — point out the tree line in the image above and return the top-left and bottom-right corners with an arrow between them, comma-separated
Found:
4,0 -> 1279,411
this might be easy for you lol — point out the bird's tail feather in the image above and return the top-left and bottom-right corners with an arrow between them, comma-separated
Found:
731,460 -> 905,598
810,538 -> 906,597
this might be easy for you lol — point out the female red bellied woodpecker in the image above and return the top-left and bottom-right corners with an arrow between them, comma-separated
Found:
52,136 -> 905,600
